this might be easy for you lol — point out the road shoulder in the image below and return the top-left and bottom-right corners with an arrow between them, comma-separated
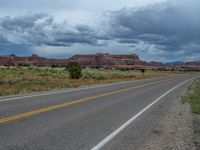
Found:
141,88 -> 195,150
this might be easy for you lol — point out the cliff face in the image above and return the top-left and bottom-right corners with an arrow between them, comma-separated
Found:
68,53 -> 146,68
0,54 -> 68,66
176,61 -> 200,70
0,53 -> 145,68
0,53 -> 200,70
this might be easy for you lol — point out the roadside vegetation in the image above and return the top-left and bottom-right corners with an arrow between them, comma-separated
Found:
182,77 -> 200,114
0,66 -> 187,96
182,77 -> 200,149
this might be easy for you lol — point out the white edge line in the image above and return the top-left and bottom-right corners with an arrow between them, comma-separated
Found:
0,76 -> 169,102
91,79 -> 190,150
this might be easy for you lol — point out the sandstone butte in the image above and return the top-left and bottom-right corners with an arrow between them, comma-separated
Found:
0,53 -> 200,70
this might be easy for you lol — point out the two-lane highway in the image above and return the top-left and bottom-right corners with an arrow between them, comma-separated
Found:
0,75 -> 193,150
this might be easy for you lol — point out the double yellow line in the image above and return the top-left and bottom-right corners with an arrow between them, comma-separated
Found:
0,78 -> 171,124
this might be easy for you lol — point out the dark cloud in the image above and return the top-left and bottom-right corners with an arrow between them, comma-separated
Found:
0,0 -> 200,61
0,44 -> 34,56
0,34 -> 9,44
105,0 -> 200,60
0,13 -> 99,48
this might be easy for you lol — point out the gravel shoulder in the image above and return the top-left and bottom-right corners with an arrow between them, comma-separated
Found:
193,114 -> 200,149
141,88 -> 196,150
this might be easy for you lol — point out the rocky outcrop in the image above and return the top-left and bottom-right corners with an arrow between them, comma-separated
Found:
0,53 -> 200,70
176,61 -> 200,70
0,54 -> 68,66
68,53 -> 146,68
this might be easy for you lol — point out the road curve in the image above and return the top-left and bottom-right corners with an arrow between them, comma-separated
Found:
0,75 -> 193,150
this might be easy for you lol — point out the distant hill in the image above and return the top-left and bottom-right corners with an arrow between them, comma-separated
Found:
0,53 -> 200,70
68,53 -> 147,69
165,61 -> 184,65
0,54 -> 68,67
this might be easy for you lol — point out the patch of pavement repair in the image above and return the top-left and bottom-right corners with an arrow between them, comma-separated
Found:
193,114 -> 200,149
141,92 -> 196,150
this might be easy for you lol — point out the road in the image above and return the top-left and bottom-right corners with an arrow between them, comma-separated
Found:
0,75 -> 194,150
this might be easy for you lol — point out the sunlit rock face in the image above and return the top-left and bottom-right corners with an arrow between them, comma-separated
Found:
0,53 -> 200,70
68,53 -> 146,68
0,54 -> 68,66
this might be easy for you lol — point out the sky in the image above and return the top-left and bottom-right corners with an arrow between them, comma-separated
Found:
0,0 -> 199,62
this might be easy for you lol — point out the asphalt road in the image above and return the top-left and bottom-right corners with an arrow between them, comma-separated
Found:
0,75 -> 194,150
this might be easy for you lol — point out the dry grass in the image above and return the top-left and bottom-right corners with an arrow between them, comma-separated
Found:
0,66 -> 187,96
182,77 -> 200,114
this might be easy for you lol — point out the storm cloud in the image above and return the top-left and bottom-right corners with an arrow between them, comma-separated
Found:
0,0 -> 199,61
105,0 -> 200,60
0,13 -> 99,47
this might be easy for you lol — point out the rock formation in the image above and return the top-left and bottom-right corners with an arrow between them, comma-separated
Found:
68,53 -> 147,68
0,53 -> 200,70
0,54 -> 68,66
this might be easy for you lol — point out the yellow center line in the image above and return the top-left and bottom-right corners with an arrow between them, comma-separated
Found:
0,79 -> 172,124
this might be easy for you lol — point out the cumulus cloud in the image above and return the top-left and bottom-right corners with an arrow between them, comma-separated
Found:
0,13 -> 100,48
105,0 -> 200,61
0,0 -> 200,61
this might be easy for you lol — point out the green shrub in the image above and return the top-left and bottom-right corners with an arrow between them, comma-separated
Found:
66,62 -> 82,79
95,75 -> 106,80
82,71 -> 95,79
